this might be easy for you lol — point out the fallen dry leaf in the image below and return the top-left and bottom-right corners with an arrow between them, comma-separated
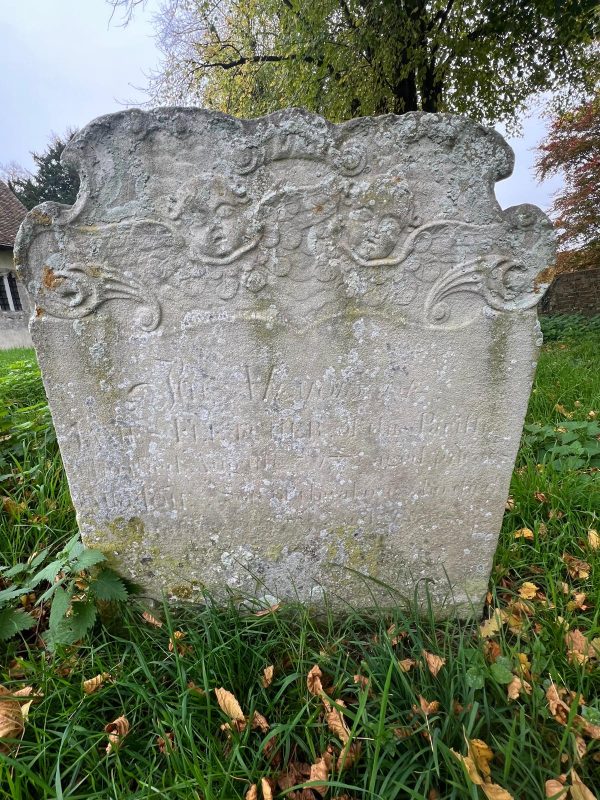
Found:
480,609 -> 505,638
307,665 -> 324,697
566,629 -> 595,665
398,658 -> 416,672
555,404 -> 573,419
187,681 -> 206,695
451,750 -> 483,786
387,623 -> 406,646
253,603 -> 281,617
251,710 -> 270,733
157,731 -> 175,754
141,610 -> 163,628
168,630 -> 191,655
0,687 -> 25,754
261,777 -> 273,800
353,674 -> 369,689
505,496 -> 515,511
469,739 -> 494,781
570,769 -> 597,800
245,785 -> 258,800
423,650 -> 445,677
563,554 -> 591,580
587,530 -> 599,551
452,741 -> 514,800
415,696 -> 440,716
326,700 -> 350,744
83,672 -> 111,695
507,675 -> 532,700
214,687 -> 245,721
337,740 -> 362,771
514,527 -> 534,540
261,665 -> 274,688
104,715 -> 130,754
545,778 -> 568,798
309,751 -> 332,792
534,492 -> 548,503
519,582 -> 539,600
567,593 -> 590,612
575,735 -> 587,761
481,785 -> 514,800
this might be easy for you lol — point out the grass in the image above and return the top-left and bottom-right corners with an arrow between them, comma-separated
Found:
0,324 -> 599,800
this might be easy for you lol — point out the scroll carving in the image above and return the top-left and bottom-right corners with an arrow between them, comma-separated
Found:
38,259 -> 161,331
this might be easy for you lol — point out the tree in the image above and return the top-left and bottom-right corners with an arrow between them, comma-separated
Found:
7,133 -> 80,211
112,0 -> 598,128
536,92 -> 600,273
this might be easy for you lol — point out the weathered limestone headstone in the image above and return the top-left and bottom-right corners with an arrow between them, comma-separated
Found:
16,109 -> 555,613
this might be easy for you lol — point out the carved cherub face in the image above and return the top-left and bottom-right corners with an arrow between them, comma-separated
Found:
343,177 -> 412,261
168,176 -> 251,261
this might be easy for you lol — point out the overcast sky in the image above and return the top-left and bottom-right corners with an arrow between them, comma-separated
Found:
1,0 -> 563,213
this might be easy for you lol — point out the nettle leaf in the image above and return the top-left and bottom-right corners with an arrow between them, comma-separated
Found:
30,559 -> 63,588
91,569 -> 128,602
69,601 -> 97,640
0,586 -> 33,606
48,585 -> 71,634
71,549 -> 106,571
1,561 -> 30,579
0,607 -> 36,640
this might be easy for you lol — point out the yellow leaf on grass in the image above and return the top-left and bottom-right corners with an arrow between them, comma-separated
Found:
469,739 -> 494,781
307,665 -> 324,697
570,769 -> 597,800
245,785 -> 258,800
353,674 -> 369,689
261,665 -> 274,688
83,672 -> 111,695
104,715 -> 130,754
451,750 -> 483,785
452,741 -> 514,800
555,404 -> 573,419
519,582 -> 539,600
398,658 -> 416,672
587,529 -> 599,550
480,609 -> 505,638
423,650 -> 445,677
214,687 -> 245,721
514,528 -> 534,540
260,777 -> 273,800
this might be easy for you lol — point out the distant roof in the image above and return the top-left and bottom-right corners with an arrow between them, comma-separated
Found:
0,181 -> 27,248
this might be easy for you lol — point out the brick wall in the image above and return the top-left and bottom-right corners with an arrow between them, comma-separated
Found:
540,269 -> 600,316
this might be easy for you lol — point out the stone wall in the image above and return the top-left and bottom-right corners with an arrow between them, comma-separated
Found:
0,248 -> 32,349
540,268 -> 600,316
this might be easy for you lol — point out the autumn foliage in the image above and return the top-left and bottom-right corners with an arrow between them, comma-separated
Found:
537,93 -> 600,274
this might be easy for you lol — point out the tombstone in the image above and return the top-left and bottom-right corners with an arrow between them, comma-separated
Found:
15,109 -> 555,614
